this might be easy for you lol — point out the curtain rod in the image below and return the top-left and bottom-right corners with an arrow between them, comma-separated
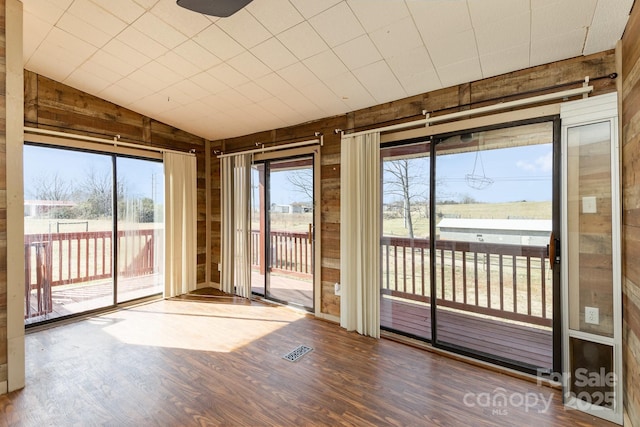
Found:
24,126 -> 196,157
339,82 -> 594,139
217,135 -> 323,158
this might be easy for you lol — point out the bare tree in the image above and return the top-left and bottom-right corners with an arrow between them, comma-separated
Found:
384,158 -> 428,239
30,172 -> 74,201
286,169 -> 313,202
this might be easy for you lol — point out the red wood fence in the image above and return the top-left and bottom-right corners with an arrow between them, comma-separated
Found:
381,236 -> 552,327
25,229 -> 158,318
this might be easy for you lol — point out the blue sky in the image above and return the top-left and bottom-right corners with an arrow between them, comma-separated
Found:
23,145 -> 163,201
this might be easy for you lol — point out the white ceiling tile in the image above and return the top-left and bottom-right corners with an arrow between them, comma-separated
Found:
278,22 -> 328,60
210,62 -> 251,86
101,38 -> 153,71
347,0 -> 410,32
133,0 -> 160,10
251,38 -> 298,71
216,88 -> 253,108
91,0 -> 145,24
56,13 -> 112,48
76,58 -> 125,83
150,0 -> 213,38
164,80 -> 209,102
408,0 -> 472,40
247,0 -> 305,34
297,81 -> 350,115
139,60 -> 184,86
324,72 -> 376,110
89,49 -> 139,77
289,0 -> 342,19
129,93 -> 179,115
23,12 -> 52,62
190,72 -> 229,95
156,51 -> 201,78
193,24 -> 245,61
256,72 -> 296,97
309,2 -> 365,48
116,26 -> 168,59
216,9 -> 272,49
258,97 -> 308,125
173,40 -> 222,71
426,29 -> 479,69
67,0 -> 127,37
277,62 -> 321,90
98,79 -> 147,106
474,12 -> 530,57
235,81 -> 273,103
437,57 -> 483,88
41,27 -> 96,64
479,44 -> 530,78
64,67 -> 112,93
303,50 -> 348,80
531,28 -> 587,66
333,35 -> 382,70
227,52 -> 271,80
132,11 -> 188,49
353,60 -> 406,104
22,0 -> 72,25
369,16 -> 423,59
128,67 -> 167,92
25,53 -> 75,83
467,0 -> 529,27
584,0 -> 634,55
531,0 -> 597,39
387,45 -> 441,95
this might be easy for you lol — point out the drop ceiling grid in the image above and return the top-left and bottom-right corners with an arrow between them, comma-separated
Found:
19,0 -> 634,140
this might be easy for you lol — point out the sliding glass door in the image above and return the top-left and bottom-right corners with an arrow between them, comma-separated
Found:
24,145 -> 164,325
251,155 -> 315,311
380,142 -> 431,339
380,119 -> 559,374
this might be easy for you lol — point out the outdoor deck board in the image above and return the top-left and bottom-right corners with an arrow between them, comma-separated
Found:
381,296 -> 553,369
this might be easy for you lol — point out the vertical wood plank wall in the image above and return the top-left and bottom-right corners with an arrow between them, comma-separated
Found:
622,2 -> 640,424
213,51 -> 617,318
0,0 -> 7,390
22,71 -> 208,285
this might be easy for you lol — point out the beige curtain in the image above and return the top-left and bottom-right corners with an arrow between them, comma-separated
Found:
163,151 -> 197,298
340,132 -> 381,338
221,154 -> 252,298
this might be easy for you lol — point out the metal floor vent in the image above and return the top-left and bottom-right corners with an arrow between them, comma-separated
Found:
283,345 -> 313,362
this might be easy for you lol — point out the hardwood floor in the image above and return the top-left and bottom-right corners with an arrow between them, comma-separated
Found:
1,291 -> 614,426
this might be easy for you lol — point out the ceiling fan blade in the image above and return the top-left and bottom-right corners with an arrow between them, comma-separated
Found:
176,0 -> 254,17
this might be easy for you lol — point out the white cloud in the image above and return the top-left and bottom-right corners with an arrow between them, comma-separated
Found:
516,151 -> 552,173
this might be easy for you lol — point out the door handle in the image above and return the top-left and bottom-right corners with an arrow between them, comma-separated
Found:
548,232 -> 559,270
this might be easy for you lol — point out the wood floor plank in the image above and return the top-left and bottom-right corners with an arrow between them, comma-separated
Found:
0,293 -> 614,426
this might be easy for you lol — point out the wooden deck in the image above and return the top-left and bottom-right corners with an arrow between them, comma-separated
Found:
25,274 -> 162,325
381,295 -> 553,369
2,293 -> 614,426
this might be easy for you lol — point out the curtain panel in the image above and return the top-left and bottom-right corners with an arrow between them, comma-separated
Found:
340,132 -> 381,338
221,154 -> 252,298
163,151 -> 197,298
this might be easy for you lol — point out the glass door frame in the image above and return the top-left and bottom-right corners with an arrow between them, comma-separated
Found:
252,145 -> 321,314
23,140 -> 164,327
380,115 -> 562,376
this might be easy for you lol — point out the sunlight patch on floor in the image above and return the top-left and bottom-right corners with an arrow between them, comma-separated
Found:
101,299 -> 306,352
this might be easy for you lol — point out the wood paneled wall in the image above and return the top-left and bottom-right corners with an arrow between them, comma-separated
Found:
622,2 -> 640,424
23,71 -> 209,284
212,50 -> 617,318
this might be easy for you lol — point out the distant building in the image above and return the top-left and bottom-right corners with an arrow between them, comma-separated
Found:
24,200 -> 76,217
437,218 -> 552,246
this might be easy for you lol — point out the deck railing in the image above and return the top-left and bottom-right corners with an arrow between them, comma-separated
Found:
381,236 -> 551,327
251,230 -> 312,276
25,229 -> 159,318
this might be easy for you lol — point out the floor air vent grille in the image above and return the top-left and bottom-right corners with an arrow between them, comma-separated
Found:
283,345 -> 313,362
